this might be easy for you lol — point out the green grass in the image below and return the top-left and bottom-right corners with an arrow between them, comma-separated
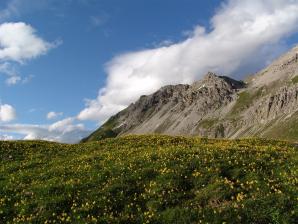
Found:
264,111 -> 298,142
1,135 -> 297,223
291,75 -> 298,84
229,88 -> 264,116
229,91 -> 252,115
81,116 -> 119,142
199,118 -> 219,129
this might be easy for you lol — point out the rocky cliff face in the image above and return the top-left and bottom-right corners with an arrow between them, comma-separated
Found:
83,45 -> 298,142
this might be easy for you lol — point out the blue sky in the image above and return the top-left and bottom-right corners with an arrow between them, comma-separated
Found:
0,0 -> 219,120
0,0 -> 298,142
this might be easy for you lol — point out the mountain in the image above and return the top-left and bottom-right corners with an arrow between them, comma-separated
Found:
83,45 -> 298,142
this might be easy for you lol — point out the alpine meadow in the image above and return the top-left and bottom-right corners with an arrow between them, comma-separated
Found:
1,0 -> 298,223
1,136 -> 297,223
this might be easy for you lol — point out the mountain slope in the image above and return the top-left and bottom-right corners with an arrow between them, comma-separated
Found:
83,45 -> 298,142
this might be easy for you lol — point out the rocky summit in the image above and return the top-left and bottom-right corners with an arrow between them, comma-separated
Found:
83,45 -> 298,142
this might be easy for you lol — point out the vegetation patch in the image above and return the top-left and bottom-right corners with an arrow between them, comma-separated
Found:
199,118 -> 219,129
215,123 -> 225,138
229,91 -> 252,115
291,75 -> 298,84
264,112 -> 298,141
229,88 -> 264,116
1,135 -> 297,223
81,116 -> 119,142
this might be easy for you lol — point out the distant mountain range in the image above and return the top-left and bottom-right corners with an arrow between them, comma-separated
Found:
83,45 -> 298,142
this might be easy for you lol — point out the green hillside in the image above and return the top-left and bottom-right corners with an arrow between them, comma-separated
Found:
1,135 -> 297,223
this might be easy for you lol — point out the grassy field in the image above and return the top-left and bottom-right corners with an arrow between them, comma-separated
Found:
0,135 -> 297,223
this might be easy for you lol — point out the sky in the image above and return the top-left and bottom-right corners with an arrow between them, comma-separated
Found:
0,0 -> 298,143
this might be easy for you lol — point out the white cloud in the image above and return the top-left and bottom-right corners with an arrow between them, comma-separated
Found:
21,74 -> 34,84
90,13 -> 109,27
5,75 -> 21,85
0,61 -> 15,74
0,62 -> 34,85
47,111 -> 63,120
0,117 -> 91,143
0,22 -> 54,62
0,104 -> 16,122
0,0 -> 20,21
0,22 -> 56,86
0,0 -> 50,22
4,73 -> 34,86
78,0 -> 298,122
0,62 -> 21,85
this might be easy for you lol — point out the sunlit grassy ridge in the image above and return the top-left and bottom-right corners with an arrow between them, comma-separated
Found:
1,135 -> 297,223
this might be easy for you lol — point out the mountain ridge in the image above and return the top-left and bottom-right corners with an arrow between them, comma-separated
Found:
83,45 -> 298,142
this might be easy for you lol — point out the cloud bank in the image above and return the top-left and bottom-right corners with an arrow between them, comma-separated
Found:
0,117 -> 91,143
0,134 -> 13,140
78,0 -> 298,122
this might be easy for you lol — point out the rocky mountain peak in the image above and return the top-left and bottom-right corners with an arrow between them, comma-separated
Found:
202,71 -> 218,81
193,72 -> 245,90
83,44 -> 298,143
